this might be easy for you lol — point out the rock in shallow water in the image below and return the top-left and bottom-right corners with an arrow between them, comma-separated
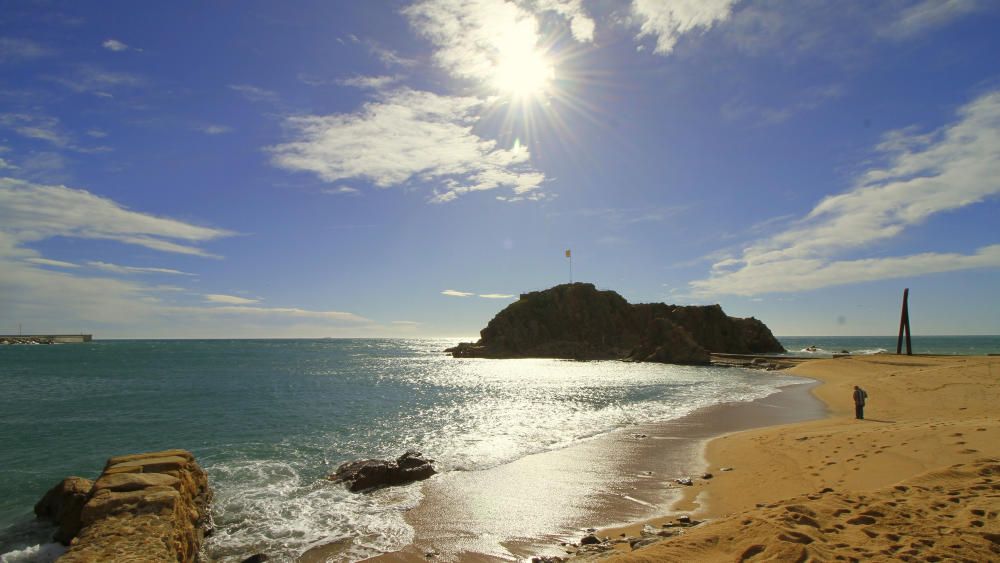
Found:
328,450 -> 436,492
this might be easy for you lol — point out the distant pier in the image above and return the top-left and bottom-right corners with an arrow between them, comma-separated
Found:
0,334 -> 92,344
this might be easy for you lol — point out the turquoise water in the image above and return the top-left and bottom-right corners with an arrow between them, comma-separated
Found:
0,338 -> 808,561
778,335 -> 1000,356
2,336 -> 989,561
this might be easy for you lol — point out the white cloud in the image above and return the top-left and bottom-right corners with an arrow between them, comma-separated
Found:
270,88 -> 545,202
479,293 -> 514,299
391,320 -> 421,325
204,294 -> 260,305
442,289 -> 475,297
881,0 -> 986,39
339,75 -> 400,90
0,157 -> 16,170
87,261 -> 195,276
0,177 -> 232,257
694,245 -> 1000,295
691,90 -> 1000,296
630,0 -> 737,55
532,0 -> 596,42
102,38 -> 129,52
229,84 -> 279,104
199,124 -> 232,135
24,257 -> 78,268
404,0 -> 545,82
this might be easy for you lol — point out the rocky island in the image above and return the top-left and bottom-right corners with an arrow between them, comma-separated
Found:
447,283 -> 784,364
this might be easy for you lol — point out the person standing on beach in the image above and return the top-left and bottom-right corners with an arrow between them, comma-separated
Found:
853,385 -> 868,420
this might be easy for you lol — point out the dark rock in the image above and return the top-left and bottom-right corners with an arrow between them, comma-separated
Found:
677,515 -> 691,524
328,451 -> 436,492
34,476 -> 93,544
580,534 -> 601,545
629,536 -> 660,550
674,478 -> 693,486
702,473 -> 714,480
241,555 -> 269,563
446,283 -> 783,365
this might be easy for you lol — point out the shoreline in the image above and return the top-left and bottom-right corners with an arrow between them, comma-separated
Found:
359,369 -> 825,562
596,354 -> 1000,561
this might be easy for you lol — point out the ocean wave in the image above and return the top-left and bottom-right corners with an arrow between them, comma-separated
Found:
0,543 -> 66,563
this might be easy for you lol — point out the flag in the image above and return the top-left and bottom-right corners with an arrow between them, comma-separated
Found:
565,249 -> 571,258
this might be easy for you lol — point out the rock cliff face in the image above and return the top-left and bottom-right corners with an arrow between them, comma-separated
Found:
35,449 -> 211,563
447,283 -> 784,365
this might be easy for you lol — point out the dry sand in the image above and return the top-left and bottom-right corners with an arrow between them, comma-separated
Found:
589,355 -> 1000,562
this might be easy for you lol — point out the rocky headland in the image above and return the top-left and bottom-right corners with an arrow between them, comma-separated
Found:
447,283 -> 784,364
34,449 -> 211,563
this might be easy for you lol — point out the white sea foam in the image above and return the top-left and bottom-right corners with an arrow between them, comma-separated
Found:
0,543 -> 66,563
203,459 -> 419,561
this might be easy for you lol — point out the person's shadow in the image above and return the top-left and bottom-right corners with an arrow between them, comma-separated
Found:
861,418 -> 894,423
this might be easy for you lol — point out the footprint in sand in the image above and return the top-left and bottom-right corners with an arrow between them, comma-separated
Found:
960,449 -> 979,454
846,515 -> 877,525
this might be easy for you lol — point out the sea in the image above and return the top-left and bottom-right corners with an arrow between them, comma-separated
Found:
0,336 -> 996,562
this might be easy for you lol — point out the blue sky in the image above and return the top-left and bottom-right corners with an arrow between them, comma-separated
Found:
1,0 -> 998,338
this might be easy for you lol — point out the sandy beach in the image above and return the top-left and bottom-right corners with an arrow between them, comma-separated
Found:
364,354 -> 1000,562
594,354 -> 1000,561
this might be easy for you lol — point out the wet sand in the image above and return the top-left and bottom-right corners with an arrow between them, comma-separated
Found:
362,372 -> 825,561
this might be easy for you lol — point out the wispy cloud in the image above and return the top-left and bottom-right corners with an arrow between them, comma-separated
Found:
49,65 -> 143,96
441,289 -> 474,297
722,84 -> 845,125
630,0 -> 737,55
229,84 -> 279,104
24,257 -> 78,268
322,186 -> 360,196
0,113 -> 70,147
338,75 -> 400,90
479,293 -> 514,299
0,177 -> 233,257
199,124 -> 232,135
0,37 -> 53,63
691,90 -> 1000,296
880,0 -> 988,39
87,261 -> 195,276
270,88 -> 545,202
203,293 -> 260,305
188,305 -> 369,323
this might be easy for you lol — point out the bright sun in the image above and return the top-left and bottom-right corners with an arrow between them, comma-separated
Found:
492,44 -> 554,99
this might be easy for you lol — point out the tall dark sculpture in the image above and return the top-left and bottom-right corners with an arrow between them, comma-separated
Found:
897,288 -> 912,356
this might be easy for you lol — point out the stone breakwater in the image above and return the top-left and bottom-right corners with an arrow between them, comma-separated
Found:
34,449 -> 211,563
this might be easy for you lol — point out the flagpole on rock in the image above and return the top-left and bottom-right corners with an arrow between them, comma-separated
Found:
565,249 -> 572,283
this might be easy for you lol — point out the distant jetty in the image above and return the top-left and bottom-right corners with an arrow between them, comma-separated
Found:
0,334 -> 92,344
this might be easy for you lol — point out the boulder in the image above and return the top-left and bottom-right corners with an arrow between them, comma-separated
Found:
33,476 -> 93,544
328,451 -> 436,492
446,283 -> 783,365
